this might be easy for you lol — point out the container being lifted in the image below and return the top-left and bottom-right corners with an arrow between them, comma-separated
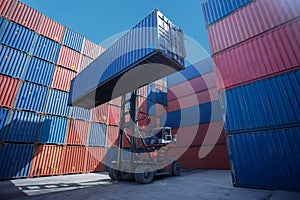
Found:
68,8 -> 186,109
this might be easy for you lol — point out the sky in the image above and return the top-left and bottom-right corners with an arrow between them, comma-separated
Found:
22,0 -> 210,53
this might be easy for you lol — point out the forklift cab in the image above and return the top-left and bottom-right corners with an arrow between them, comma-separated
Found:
147,127 -> 176,145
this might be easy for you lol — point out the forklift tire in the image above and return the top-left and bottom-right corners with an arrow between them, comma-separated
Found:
172,162 -> 181,176
108,167 -> 121,180
135,165 -> 154,184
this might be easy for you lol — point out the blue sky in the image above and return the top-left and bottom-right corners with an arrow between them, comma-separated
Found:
22,0 -> 210,53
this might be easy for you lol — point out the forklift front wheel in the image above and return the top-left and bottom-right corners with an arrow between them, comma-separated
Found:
135,165 -> 154,184
108,167 -> 121,180
172,162 -> 181,176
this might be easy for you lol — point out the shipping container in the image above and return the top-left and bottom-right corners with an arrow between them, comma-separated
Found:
68,106 -> 90,121
161,100 -> 223,128
23,57 -> 55,87
207,0 -> 300,55
168,87 -> 219,112
227,127 -> 300,189
15,82 -> 48,113
175,145 -> 229,169
62,28 -> 84,53
69,9 -> 185,109
82,38 -> 104,59
0,19 -> 35,53
108,105 -> 120,126
109,96 -> 122,107
60,146 -> 86,174
39,115 -> 67,144
106,125 -> 119,147
78,55 -> 93,73
0,45 -> 28,78
56,46 -> 81,71
51,66 -> 76,92
45,89 -> 69,117
88,122 -> 106,147
214,19 -> 300,90
3,110 -> 42,143
167,58 -> 214,87
0,0 -> 17,18
66,119 -> 89,145
9,1 -> 42,32
0,143 -> 35,179
172,121 -> 225,147
30,145 -> 64,177
0,107 -> 9,139
167,72 -> 216,101
30,34 -> 61,63
202,0 -> 253,26
90,103 -> 108,123
223,69 -> 300,134
0,74 -> 20,108
86,147 -> 105,172
37,15 -> 65,43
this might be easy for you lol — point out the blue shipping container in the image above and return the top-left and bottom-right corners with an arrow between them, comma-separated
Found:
69,9 -> 185,109
0,19 -> 36,53
45,89 -> 69,117
4,110 -> 42,143
227,127 -> 300,190
23,57 -> 55,87
222,69 -> 300,134
62,28 -> 84,53
30,34 -> 61,63
161,100 -> 223,128
68,106 -> 90,121
39,115 -> 67,144
88,122 -> 106,147
15,82 -> 48,113
0,144 -> 35,179
0,45 -> 28,78
202,0 -> 254,26
167,58 -> 214,87
0,108 -> 9,140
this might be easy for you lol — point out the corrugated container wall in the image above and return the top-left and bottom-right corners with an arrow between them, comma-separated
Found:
39,115 -> 67,144
62,28 -> 84,53
0,108 -> 9,135
0,144 -> 35,179
0,0 -> 18,18
82,38 -> 103,59
88,123 -> 106,147
68,106 -> 90,121
0,75 -> 20,108
66,119 -> 89,145
51,66 -> 76,92
86,147 -> 105,172
57,46 -> 81,71
37,15 -> 65,43
60,146 -> 86,174
45,89 -> 70,117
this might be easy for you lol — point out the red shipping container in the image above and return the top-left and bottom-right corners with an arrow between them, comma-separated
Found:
37,15 -> 65,43
109,96 -> 121,107
207,0 -> 300,55
30,145 -> 64,177
66,119 -> 90,145
168,87 -> 219,112
57,46 -> 81,71
9,1 -> 42,32
137,96 -> 147,113
106,125 -> 119,147
108,105 -> 120,126
214,19 -> 300,90
78,55 -> 94,73
82,38 -> 104,59
177,145 -> 229,169
167,72 -> 216,101
51,66 -> 76,92
172,121 -> 226,147
85,147 -> 105,172
90,103 -> 108,123
0,0 -> 17,18
61,146 -> 87,174
137,85 -> 148,97
0,74 -> 20,108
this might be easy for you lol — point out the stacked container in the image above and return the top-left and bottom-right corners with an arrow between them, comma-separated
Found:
160,58 -> 229,169
202,0 -> 300,189
0,0 -> 107,179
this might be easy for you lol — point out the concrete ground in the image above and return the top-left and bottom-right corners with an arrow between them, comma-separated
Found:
0,170 -> 299,200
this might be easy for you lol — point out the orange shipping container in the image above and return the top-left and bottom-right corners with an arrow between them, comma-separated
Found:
90,103 -> 108,123
85,147 -> 105,172
66,119 -> 89,145
108,105 -> 120,126
51,66 -> 76,92
56,46 -> 81,71
61,146 -> 87,174
106,125 -> 119,147
30,145 -> 64,177
0,74 -> 20,108
109,96 -> 121,107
